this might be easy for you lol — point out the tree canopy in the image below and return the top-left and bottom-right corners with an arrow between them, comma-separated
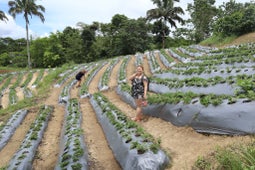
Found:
1,0 -> 255,68
8,0 -> 45,68
147,0 -> 185,48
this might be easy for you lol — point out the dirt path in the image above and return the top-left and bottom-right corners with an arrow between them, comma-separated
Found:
32,82 -> 66,169
154,51 -> 168,70
143,54 -> 152,76
126,55 -> 136,85
0,109 -> 37,166
1,75 -> 17,109
75,63 -> 120,169
28,71 -> 39,92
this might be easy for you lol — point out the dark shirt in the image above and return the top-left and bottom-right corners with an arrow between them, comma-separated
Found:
76,72 -> 85,80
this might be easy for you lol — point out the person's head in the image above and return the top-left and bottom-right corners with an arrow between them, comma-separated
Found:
136,65 -> 144,75
82,69 -> 87,73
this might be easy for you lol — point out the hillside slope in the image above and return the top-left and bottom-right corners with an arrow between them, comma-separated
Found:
0,35 -> 255,169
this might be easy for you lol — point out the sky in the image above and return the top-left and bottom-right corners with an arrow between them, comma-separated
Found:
0,0 -> 252,39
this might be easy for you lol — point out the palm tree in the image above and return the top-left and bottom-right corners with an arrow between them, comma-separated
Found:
8,0 -> 45,68
147,0 -> 185,48
0,10 -> 8,22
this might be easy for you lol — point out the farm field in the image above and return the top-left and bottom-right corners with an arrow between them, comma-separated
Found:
0,42 -> 254,169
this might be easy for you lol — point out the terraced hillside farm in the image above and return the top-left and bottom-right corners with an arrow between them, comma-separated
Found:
0,43 -> 254,169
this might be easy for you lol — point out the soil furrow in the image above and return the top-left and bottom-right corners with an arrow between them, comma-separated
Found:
32,84 -> 65,169
0,109 -> 37,166
80,98 -> 121,170
76,62 -> 120,169
28,71 -> 38,90
126,55 -> 136,84
142,54 -> 152,76
1,77 -> 14,109
154,51 -> 168,70
88,63 -> 110,94
2,91 -> 9,109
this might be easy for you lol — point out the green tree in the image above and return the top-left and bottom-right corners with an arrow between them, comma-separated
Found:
8,0 -> 45,68
30,32 -> 64,68
59,26 -> 84,64
146,0 -> 185,48
96,15 -> 152,58
214,1 -> 255,36
80,24 -> 97,62
0,10 -> 8,21
0,37 -> 26,67
151,20 -> 170,48
30,37 -> 47,67
173,27 -> 195,42
187,0 -> 217,42
89,22 -> 114,60
116,18 -> 152,55
0,53 -> 11,66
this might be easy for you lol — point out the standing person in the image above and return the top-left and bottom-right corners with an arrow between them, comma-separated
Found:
129,65 -> 148,122
75,69 -> 87,88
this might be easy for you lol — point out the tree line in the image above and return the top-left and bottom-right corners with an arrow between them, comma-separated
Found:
0,0 -> 255,68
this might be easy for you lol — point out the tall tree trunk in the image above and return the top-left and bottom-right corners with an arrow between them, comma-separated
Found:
162,20 -> 166,49
162,30 -> 165,49
26,21 -> 31,69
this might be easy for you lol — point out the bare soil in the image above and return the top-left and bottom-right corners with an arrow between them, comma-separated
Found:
0,51 -> 254,170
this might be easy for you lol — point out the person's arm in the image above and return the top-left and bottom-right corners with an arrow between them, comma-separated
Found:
129,73 -> 137,81
143,79 -> 148,99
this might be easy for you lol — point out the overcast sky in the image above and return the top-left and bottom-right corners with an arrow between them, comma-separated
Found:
0,0 -> 251,39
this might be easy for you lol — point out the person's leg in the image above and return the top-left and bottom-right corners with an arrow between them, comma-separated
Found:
136,106 -> 143,120
133,98 -> 143,121
76,79 -> 81,87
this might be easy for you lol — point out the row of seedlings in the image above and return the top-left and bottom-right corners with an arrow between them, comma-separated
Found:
158,50 -> 176,68
173,47 -> 193,59
8,72 -> 24,105
98,58 -> 119,91
31,69 -> 46,88
190,44 -> 218,53
20,71 -> 34,98
7,105 -> 53,169
135,53 -> 143,66
0,109 -> 28,151
90,92 -> 169,169
190,52 -> 255,69
147,51 -> 161,73
178,46 -> 207,58
58,78 -> 76,104
79,61 -> 107,98
167,48 -> 192,63
149,75 -> 237,95
172,44 -> 255,77
116,48 -> 255,136
155,59 -> 255,80
119,81 -> 241,135
0,75 -> 13,108
118,56 -> 130,84
55,98 -> 88,170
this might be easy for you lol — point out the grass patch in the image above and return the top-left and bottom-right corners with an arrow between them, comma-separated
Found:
200,34 -> 237,47
193,140 -> 255,169
0,98 -> 34,116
